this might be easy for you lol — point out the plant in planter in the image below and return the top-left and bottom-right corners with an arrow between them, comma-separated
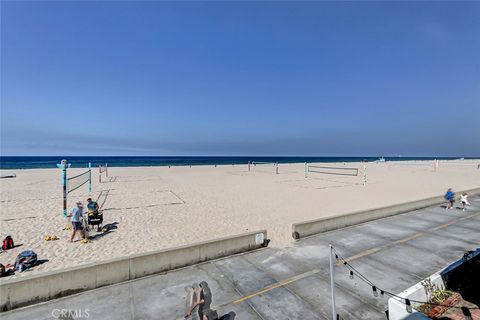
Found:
417,278 -> 456,317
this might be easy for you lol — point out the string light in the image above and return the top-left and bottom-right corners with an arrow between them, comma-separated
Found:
372,286 -> 378,297
330,246 -> 480,312
405,299 -> 412,313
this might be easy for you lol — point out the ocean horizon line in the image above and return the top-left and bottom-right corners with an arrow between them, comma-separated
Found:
1,155 -> 478,170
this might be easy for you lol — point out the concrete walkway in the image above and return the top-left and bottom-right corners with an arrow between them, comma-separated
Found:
2,197 -> 479,320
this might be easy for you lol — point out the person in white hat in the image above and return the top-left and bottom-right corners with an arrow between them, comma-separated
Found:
67,201 -> 86,242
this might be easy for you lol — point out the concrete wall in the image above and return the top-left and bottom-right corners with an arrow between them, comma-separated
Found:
0,230 -> 267,311
129,230 -> 267,279
292,187 -> 480,239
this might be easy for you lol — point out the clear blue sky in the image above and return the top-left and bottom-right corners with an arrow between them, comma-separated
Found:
1,1 -> 479,156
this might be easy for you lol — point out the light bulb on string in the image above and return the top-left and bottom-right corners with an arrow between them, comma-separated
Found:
405,299 -> 412,313
372,286 -> 378,297
349,271 -> 354,279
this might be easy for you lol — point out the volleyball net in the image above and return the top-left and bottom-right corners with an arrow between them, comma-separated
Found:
305,164 -> 359,177
248,161 -> 279,174
67,169 -> 91,193
58,160 -> 93,217
99,163 -> 108,183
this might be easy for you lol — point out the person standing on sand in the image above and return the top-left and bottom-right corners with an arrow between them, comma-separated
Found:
86,197 -> 101,231
87,197 -> 99,213
68,201 -> 86,242
444,188 -> 455,210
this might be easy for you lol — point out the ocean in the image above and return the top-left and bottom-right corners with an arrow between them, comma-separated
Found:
0,156 -> 471,170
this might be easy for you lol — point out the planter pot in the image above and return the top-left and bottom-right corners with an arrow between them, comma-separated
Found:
426,292 -> 461,319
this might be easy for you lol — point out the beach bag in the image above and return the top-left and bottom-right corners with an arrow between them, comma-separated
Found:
15,250 -> 37,271
2,236 -> 14,250
0,264 -> 5,277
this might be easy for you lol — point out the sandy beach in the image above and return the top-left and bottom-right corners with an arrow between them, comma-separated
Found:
0,160 -> 479,277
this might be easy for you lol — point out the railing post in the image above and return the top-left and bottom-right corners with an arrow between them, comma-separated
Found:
329,244 -> 337,320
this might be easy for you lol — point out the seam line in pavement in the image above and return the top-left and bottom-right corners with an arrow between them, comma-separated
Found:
338,211 -> 480,265
378,220 -> 480,246
242,254 -> 328,319
312,273 -> 388,315
228,280 -> 267,320
233,269 -> 321,304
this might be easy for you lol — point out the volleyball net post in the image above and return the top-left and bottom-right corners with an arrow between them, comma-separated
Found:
248,161 -> 251,172
363,162 -> 367,186
304,162 -> 307,178
62,163 -> 67,217
88,162 -> 92,193
57,159 -> 70,217
99,163 -> 108,183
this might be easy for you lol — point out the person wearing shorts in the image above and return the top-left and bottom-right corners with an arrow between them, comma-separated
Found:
68,201 -> 85,242
444,188 -> 455,210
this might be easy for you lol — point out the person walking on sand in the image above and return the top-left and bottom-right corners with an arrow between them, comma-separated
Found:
444,188 -> 455,210
68,201 -> 86,242
460,193 -> 470,211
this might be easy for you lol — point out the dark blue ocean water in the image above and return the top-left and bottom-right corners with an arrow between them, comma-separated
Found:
0,156 -> 469,169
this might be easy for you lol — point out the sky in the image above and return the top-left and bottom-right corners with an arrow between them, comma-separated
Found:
1,1 -> 479,157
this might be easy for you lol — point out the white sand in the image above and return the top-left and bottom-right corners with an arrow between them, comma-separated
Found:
0,160 -> 479,277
